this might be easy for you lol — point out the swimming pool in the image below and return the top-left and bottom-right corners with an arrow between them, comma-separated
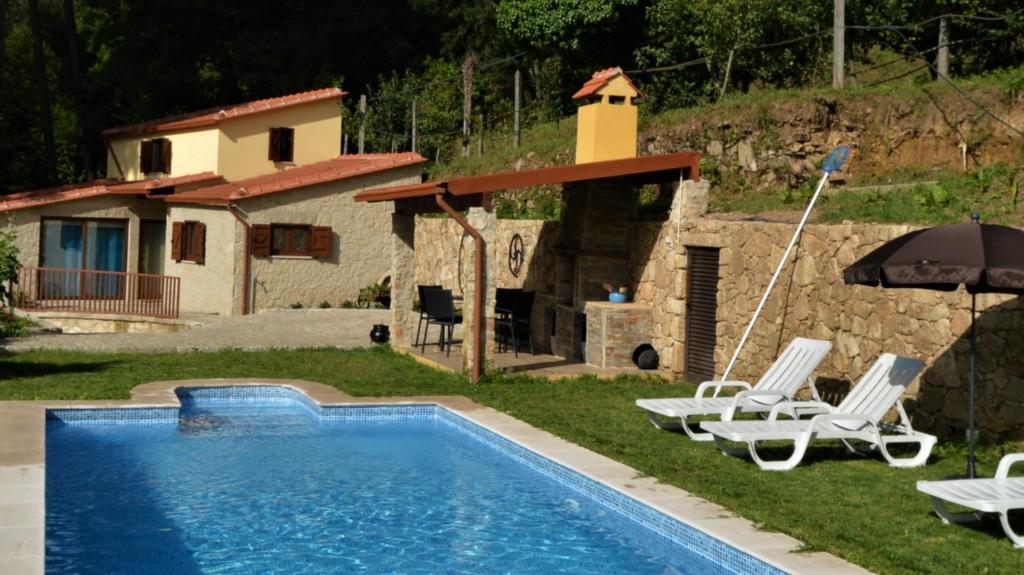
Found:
45,386 -> 785,574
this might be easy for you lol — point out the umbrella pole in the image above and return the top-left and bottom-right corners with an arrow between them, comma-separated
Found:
967,292 -> 977,479
720,170 -> 831,382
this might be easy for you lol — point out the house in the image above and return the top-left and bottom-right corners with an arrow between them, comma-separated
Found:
1,88 -> 425,318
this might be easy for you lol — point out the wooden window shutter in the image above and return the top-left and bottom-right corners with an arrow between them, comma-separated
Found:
281,128 -> 294,162
171,222 -> 183,261
141,141 -> 153,174
160,139 -> 172,173
252,224 -> 271,257
268,128 -> 281,161
311,226 -> 332,258
193,222 -> 206,264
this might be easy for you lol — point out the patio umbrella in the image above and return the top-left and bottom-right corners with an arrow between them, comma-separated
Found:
843,214 -> 1024,477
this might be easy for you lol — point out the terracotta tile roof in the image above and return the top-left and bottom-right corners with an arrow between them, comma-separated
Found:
0,172 -> 224,212
0,181 -> 115,212
102,87 -> 346,138
164,153 -> 427,205
571,67 -> 643,100
108,172 -> 224,193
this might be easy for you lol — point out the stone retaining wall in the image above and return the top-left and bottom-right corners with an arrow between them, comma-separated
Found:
679,218 -> 1024,439
413,212 -> 1024,438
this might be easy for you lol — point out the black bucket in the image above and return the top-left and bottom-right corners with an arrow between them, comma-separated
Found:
632,344 -> 659,370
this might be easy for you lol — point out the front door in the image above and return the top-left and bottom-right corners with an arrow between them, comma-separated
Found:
138,220 -> 166,299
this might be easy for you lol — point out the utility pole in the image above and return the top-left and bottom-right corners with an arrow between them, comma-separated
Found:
358,94 -> 367,154
462,54 -> 477,158
937,16 -> 950,79
411,98 -> 418,153
514,69 -> 522,149
833,0 -> 845,89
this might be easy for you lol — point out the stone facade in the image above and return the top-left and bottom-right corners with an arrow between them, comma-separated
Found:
7,195 -> 167,276
164,204 -> 242,316
242,166 -> 420,311
410,184 -> 1024,439
677,218 -> 1024,439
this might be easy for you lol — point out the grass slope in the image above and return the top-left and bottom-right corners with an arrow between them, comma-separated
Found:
3,347 -> 1023,574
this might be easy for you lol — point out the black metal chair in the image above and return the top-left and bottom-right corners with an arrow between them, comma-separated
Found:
495,290 -> 534,356
415,285 -> 441,348
421,288 -> 462,355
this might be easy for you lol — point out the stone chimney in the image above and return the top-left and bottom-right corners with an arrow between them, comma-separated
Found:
572,67 -> 641,164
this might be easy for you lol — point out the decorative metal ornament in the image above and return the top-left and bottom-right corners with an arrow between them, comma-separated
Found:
508,233 -> 525,277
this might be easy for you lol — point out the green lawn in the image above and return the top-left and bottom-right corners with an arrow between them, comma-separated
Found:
2,346 -> 1021,574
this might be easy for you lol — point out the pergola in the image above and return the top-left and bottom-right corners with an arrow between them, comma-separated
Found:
355,152 -> 703,382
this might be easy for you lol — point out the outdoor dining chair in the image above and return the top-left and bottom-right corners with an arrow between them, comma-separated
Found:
421,288 -> 462,355
414,285 -> 441,348
495,290 -> 534,356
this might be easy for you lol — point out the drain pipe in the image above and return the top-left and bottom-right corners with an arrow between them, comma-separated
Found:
227,204 -> 251,316
435,193 -> 483,384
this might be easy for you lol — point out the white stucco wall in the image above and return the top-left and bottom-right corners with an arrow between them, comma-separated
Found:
241,165 -> 420,311
163,205 -> 241,316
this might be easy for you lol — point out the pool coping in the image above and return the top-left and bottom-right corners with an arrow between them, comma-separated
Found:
0,379 -> 873,575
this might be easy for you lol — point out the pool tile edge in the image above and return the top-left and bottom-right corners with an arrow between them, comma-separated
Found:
2,379 -> 874,575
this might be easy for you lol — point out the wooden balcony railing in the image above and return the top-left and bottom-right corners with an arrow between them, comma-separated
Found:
14,267 -> 181,319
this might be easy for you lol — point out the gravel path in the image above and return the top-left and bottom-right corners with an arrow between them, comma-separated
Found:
2,309 -> 390,352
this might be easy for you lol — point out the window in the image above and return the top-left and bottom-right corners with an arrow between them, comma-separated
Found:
272,224 -> 310,256
140,138 -> 172,174
268,127 -> 295,162
252,224 -> 332,258
39,218 -> 128,298
171,221 -> 206,264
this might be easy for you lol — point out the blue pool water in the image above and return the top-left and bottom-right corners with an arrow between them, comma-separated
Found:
45,388 -> 776,574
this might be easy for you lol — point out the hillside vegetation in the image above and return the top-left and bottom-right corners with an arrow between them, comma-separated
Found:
434,63 -> 1024,226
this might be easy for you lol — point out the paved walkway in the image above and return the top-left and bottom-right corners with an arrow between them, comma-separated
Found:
2,309 -> 390,352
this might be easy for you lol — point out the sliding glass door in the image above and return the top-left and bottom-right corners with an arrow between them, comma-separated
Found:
40,218 -> 127,298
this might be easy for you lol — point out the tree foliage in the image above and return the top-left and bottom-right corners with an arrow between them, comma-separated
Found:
0,0 -> 1022,195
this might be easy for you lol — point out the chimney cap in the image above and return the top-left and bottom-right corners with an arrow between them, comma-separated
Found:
572,67 -> 643,100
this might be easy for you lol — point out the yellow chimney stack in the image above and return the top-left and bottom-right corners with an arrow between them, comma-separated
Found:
572,67 -> 642,164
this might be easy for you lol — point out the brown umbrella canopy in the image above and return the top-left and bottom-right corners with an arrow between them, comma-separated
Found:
844,222 -> 1024,294
843,218 -> 1024,477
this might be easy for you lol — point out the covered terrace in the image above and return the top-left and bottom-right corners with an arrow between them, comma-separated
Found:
354,152 -> 707,382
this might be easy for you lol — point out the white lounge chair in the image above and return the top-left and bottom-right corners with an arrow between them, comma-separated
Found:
700,353 -> 936,471
917,454 -> 1024,547
635,337 -> 832,441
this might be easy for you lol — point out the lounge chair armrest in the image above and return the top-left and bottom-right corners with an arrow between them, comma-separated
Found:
768,401 -> 833,421
807,412 -> 875,432
695,380 -> 752,399
996,454 -> 1024,479
733,390 -> 789,403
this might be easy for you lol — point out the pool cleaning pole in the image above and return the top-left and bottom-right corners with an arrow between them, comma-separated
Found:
720,146 -> 848,383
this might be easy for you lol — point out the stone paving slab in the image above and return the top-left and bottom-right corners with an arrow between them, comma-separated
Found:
2,309 -> 389,352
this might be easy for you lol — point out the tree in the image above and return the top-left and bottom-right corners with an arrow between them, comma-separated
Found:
0,220 -> 19,309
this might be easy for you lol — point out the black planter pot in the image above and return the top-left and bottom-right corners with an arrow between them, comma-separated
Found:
369,324 -> 390,344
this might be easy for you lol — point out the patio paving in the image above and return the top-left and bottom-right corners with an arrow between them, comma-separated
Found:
1,309 -> 390,352
409,327 -> 654,379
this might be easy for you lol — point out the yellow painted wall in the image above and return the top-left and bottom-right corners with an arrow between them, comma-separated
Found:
217,99 -> 342,181
574,75 -> 639,164
575,103 -> 638,163
106,129 -> 219,180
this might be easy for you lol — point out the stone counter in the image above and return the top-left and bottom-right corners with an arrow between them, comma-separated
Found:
585,301 -> 653,369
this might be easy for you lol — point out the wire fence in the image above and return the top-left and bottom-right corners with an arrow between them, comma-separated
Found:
345,9 -> 1024,163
